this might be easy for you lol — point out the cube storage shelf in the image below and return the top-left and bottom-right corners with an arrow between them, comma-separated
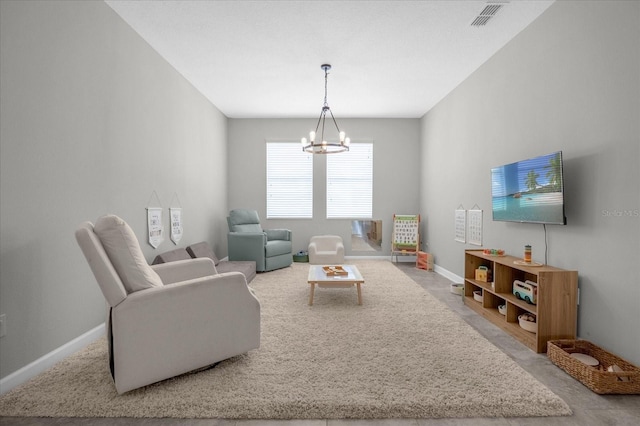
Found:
464,249 -> 578,353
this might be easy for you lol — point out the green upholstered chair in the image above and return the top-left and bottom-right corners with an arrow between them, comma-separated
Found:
227,209 -> 293,272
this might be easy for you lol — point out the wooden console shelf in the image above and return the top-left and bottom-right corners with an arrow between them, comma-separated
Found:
464,249 -> 578,353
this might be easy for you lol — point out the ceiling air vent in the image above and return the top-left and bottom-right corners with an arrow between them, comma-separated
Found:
471,3 -> 505,27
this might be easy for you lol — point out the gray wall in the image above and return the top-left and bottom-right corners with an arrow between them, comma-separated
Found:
420,0 -> 639,364
228,119 -> 421,257
0,1 -> 228,378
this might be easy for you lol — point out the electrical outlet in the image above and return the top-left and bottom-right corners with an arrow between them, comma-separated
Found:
0,314 -> 6,338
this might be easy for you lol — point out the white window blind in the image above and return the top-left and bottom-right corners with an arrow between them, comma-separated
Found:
266,142 -> 313,218
327,142 -> 373,218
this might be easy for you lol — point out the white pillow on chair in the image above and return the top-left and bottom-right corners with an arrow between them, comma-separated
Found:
94,214 -> 162,293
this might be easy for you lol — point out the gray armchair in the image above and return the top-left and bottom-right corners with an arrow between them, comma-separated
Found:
227,209 -> 292,272
75,214 -> 260,394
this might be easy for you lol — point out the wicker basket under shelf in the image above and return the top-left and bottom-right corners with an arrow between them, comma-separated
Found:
547,339 -> 640,394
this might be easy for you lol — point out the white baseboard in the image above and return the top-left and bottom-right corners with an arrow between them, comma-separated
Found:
345,255 -> 406,260
345,255 -> 419,262
434,264 -> 464,284
0,323 -> 105,395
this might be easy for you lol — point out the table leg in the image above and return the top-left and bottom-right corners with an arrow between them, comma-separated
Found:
357,283 -> 362,305
309,282 -> 315,306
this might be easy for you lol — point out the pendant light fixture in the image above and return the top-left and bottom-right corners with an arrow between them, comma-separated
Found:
301,64 -> 350,154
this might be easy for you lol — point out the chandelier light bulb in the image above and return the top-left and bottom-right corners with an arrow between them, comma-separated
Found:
301,137 -> 307,146
309,131 -> 316,143
339,131 -> 345,143
345,137 -> 351,146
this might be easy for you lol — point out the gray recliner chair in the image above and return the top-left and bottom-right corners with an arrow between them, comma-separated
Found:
227,209 -> 293,272
75,214 -> 260,394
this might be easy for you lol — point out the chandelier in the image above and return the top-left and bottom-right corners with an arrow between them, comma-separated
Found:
301,64 -> 350,154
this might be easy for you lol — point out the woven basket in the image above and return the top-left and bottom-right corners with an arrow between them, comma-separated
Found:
547,339 -> 640,394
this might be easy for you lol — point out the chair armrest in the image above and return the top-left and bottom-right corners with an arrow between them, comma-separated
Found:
228,232 -> 266,262
111,272 -> 260,393
228,232 -> 266,244
115,271 -> 257,316
150,258 -> 217,285
308,241 -> 319,256
266,229 -> 291,241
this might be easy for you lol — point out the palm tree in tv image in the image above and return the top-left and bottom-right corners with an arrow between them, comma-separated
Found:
525,169 -> 540,192
544,152 -> 563,192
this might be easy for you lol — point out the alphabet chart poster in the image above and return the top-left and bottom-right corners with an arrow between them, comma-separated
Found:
454,209 -> 466,243
468,208 -> 483,246
393,215 -> 419,248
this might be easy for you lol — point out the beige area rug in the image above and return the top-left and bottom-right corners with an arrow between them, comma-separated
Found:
0,260 -> 571,419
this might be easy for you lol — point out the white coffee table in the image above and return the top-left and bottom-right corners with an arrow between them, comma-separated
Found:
307,265 -> 364,306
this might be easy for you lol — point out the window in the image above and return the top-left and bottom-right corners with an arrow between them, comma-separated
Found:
266,142 -> 313,218
326,142 -> 373,218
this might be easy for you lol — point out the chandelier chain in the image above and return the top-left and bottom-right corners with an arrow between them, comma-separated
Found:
324,66 -> 329,107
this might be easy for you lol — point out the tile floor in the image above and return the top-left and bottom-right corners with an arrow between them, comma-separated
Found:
2,262 -> 638,426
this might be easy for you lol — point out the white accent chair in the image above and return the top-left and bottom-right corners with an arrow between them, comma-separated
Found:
75,215 -> 260,394
308,235 -> 345,264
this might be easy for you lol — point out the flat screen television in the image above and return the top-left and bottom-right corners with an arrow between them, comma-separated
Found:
491,151 -> 566,225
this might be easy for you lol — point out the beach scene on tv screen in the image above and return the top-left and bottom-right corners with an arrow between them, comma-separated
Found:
492,152 -> 564,224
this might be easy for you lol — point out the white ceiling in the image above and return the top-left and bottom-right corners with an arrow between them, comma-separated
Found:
105,0 -> 554,118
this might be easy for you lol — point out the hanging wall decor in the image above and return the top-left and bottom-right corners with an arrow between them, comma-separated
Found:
147,207 -> 164,248
468,206 -> 483,246
146,190 -> 164,248
455,206 -> 466,243
170,207 -> 183,244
